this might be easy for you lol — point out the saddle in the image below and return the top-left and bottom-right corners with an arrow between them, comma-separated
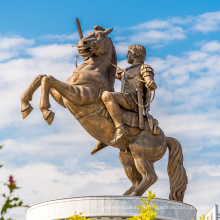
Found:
96,97 -> 160,135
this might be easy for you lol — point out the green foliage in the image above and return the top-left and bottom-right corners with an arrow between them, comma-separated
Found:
56,212 -> 90,220
0,146 -> 28,220
192,214 -> 205,220
128,191 -> 157,220
200,215 -> 205,220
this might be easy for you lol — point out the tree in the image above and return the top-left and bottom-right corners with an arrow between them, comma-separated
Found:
56,212 -> 90,220
128,191 -> 157,220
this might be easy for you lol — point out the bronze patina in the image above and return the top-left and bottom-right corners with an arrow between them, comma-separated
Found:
21,19 -> 188,201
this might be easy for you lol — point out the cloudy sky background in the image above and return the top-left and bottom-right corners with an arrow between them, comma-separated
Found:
0,0 -> 220,219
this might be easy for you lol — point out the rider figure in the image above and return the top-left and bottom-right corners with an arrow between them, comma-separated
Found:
91,45 -> 157,155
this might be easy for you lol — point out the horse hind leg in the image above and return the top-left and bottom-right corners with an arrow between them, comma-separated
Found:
41,88 -> 66,124
118,150 -> 142,195
40,75 -> 84,125
21,75 -> 46,119
129,144 -> 158,196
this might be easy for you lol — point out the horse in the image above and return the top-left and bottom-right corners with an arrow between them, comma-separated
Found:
21,24 -> 188,201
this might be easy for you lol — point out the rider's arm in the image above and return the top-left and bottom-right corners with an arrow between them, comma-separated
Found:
140,65 -> 157,90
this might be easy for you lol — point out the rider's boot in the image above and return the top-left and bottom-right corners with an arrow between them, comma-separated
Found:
111,124 -> 129,145
91,141 -> 108,155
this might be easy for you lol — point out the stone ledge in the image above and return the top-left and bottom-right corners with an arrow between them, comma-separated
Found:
26,196 -> 196,220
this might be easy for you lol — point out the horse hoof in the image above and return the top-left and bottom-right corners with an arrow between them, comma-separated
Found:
21,105 -> 33,119
45,111 -> 55,125
123,185 -> 136,196
129,192 -> 138,196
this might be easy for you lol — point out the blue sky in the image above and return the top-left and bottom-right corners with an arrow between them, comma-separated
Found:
0,1 -> 220,219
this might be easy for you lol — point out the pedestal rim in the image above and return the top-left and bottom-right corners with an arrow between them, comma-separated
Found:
26,195 -> 197,213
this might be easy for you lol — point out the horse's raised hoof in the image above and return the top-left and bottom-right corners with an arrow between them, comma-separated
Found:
44,111 -> 55,125
129,192 -> 138,196
21,105 -> 33,119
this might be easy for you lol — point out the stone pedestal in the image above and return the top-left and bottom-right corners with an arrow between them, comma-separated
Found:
26,196 -> 196,220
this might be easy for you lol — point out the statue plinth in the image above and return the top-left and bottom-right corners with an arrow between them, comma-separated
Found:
26,196 -> 196,220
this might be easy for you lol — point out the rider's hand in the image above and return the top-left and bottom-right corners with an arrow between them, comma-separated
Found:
116,69 -> 124,75
146,80 -> 157,90
116,69 -> 124,80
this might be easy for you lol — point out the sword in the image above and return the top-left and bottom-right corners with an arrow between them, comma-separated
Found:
76,17 -> 83,39
136,87 -> 145,130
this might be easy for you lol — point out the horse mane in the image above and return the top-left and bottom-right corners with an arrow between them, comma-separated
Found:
108,38 -> 117,92
93,25 -> 117,91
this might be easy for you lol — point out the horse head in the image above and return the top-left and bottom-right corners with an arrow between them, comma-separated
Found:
77,26 -> 113,59
77,25 -> 117,91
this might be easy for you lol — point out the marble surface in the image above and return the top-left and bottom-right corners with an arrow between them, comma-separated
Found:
26,196 -> 197,220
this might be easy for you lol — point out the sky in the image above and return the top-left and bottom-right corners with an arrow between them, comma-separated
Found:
0,0 -> 220,219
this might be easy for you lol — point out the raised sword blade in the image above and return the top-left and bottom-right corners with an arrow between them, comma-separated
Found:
76,17 -> 83,39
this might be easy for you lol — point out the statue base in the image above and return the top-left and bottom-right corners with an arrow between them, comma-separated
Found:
26,196 -> 196,220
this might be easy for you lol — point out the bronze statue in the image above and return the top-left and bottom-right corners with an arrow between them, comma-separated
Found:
21,19 -> 188,201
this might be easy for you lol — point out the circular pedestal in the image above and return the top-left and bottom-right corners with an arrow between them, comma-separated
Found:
26,196 -> 196,220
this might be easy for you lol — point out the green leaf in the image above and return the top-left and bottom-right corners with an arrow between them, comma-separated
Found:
200,215 -> 205,220
56,212 -> 91,220
128,191 -> 158,220
147,191 -> 156,202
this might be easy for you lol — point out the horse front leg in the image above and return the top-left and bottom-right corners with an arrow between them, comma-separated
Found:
21,75 -> 46,119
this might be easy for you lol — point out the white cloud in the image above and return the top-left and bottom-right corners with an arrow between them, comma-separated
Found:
114,36 -> 127,42
149,41 -> 220,116
113,11 -> 220,48
157,112 -> 220,140
201,40 -> 220,52
131,20 -> 172,30
115,42 -> 129,56
129,22 -> 186,44
0,51 -> 16,61
0,36 -> 34,50
0,36 -> 34,61
40,32 -> 79,41
130,28 -> 186,44
170,16 -> 193,25
202,165 -> 220,177
26,43 -> 77,60
193,11 -> 220,33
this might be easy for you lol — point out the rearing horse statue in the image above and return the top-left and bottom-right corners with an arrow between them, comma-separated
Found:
21,23 -> 188,201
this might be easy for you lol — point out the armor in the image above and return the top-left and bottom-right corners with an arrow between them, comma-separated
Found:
140,64 -> 155,113
119,63 -> 155,114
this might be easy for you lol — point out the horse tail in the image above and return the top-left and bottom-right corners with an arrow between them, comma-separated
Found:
167,137 -> 188,202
